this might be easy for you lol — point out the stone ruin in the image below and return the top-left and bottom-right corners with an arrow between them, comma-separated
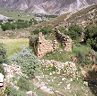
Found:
37,32 -> 58,58
55,28 -> 73,52
29,32 -> 58,58
29,29 -> 72,58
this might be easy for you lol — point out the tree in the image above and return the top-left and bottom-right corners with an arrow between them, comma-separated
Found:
84,24 -> 97,51
68,24 -> 82,41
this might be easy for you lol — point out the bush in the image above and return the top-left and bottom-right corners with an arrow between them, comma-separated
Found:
84,24 -> 97,51
11,48 -> 41,79
17,77 -> 30,91
68,24 -> 82,41
0,43 -> 7,64
40,27 -> 52,35
59,26 -> 68,34
33,27 -> 52,35
32,29 -> 40,35
1,22 -> 15,31
1,19 -> 34,31
0,64 -> 5,75
4,86 -> 26,96
73,44 -> 94,65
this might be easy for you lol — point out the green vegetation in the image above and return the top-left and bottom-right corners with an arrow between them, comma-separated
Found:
68,24 -> 82,41
43,43 -> 96,66
43,50 -> 72,62
84,24 -> 97,51
17,77 -> 30,91
41,66 -> 93,96
73,44 -> 95,65
4,86 -> 26,96
0,64 -> 5,75
59,26 -> 67,34
0,39 -> 29,57
0,43 -> 7,63
1,4 -> 97,96
32,27 -> 52,35
1,19 -> 37,31
11,48 -> 41,79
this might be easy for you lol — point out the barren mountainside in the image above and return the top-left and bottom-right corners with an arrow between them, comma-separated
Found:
0,0 -> 97,14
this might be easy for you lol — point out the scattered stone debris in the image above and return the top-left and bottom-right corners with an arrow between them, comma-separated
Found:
41,60 -> 77,77
3,63 -> 22,82
33,76 -> 54,94
26,91 -> 37,96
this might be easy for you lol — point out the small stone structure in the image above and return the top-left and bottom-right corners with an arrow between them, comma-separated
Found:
29,29 -> 72,58
37,32 -> 58,58
55,28 -> 73,52
29,32 -> 58,58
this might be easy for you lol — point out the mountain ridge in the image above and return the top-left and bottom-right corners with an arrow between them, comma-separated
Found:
0,0 -> 97,15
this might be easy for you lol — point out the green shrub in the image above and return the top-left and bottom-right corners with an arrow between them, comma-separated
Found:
4,86 -> 26,96
4,86 -> 12,96
68,24 -> 82,41
0,43 -> 7,64
32,29 -> 40,35
40,27 -> 52,35
1,19 -> 34,31
84,24 -> 97,51
43,50 -> 72,62
1,22 -> 15,31
33,27 -> 52,35
17,77 -> 30,91
59,26 -> 68,34
31,18 -> 38,24
0,64 -> 5,75
48,65 -> 57,72
11,48 -> 41,79
73,44 -> 94,65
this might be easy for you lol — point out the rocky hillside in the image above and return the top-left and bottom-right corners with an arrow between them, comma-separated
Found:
0,0 -> 97,14
30,4 -> 97,31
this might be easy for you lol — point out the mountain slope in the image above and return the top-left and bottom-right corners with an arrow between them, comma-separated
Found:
0,0 -> 97,14
29,4 -> 97,31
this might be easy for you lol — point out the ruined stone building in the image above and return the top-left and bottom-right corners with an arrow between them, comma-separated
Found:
55,28 -> 73,52
29,32 -> 58,58
29,29 -> 73,58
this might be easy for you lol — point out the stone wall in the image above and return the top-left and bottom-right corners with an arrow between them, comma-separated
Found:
37,32 -> 58,58
29,29 -> 72,58
55,28 -> 73,52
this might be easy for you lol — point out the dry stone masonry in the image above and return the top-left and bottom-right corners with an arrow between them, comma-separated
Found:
30,29 -> 72,58
29,32 -> 58,58
55,28 -> 73,52
37,32 -> 58,58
